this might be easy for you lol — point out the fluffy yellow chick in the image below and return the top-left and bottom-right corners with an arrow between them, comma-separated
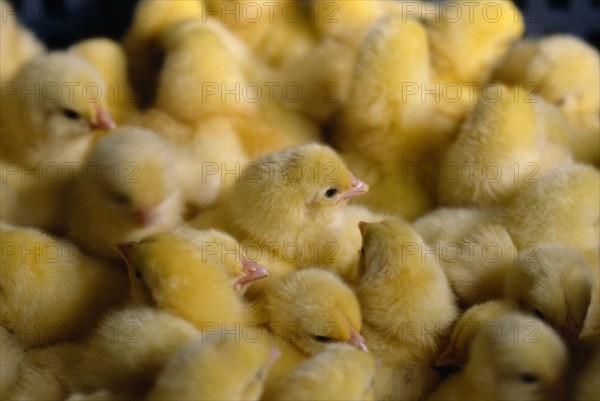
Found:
267,343 -> 377,401
147,333 -> 279,400
67,307 -> 200,396
425,0 -> 524,85
122,0 -> 205,106
67,127 -> 182,260
0,0 -> 44,82
192,144 -> 371,282
505,245 -> 593,348
69,38 -> 139,124
437,83 -> 572,207
428,313 -> 568,401
0,51 -> 115,167
117,230 -> 256,328
356,219 -> 458,400
413,207 -> 515,305
0,326 -> 25,398
0,223 -> 129,347
502,163 -> 600,253
494,35 -> 600,165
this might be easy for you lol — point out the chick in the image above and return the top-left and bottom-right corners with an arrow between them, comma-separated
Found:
427,313 -> 568,401
0,224 -> 129,347
0,326 -> 25,399
504,245 -> 593,348
192,144 -> 371,282
147,333 -> 279,400
437,83 -> 572,207
356,219 -> 458,400
122,0 -> 205,106
494,35 -> 600,165
413,207 -> 515,306
69,38 -> 139,124
502,163 -> 600,253
68,307 -> 200,396
425,0 -> 524,86
0,51 -> 115,167
67,127 -> 182,260
117,229 -> 256,327
267,343 -> 377,401
0,0 -> 44,82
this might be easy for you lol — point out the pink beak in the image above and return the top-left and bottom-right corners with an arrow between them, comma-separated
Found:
348,326 -> 369,353
358,221 -> 369,234
341,173 -> 369,201
91,104 -> 116,131
133,207 -> 160,228
115,242 -> 137,262
435,342 -> 467,367
236,257 -> 269,289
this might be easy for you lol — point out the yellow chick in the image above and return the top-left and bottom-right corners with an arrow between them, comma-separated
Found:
413,207 -> 515,306
437,83 -> 572,207
494,35 -> 600,165
147,333 -> 279,400
0,51 -> 115,167
427,313 -> 568,401
68,307 -> 200,396
356,219 -> 459,400
66,127 -> 182,260
122,0 -> 205,106
425,0 -> 524,86
502,163 -> 600,253
505,245 -> 593,348
69,38 -> 139,125
0,326 -> 25,399
267,343 -> 377,401
192,144 -> 371,282
117,230 -> 256,328
261,268 -> 368,355
0,223 -> 129,347
0,0 -> 44,82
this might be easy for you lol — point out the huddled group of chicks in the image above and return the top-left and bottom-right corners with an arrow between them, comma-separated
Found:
1,0 -> 599,400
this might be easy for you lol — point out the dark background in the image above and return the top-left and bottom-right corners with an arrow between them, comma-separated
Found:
7,0 -> 600,50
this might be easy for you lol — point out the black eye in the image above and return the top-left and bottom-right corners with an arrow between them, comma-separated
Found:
62,108 -> 80,120
313,335 -> 334,343
519,373 -> 539,384
134,269 -> 142,279
533,308 -> 545,320
325,188 -> 338,198
360,247 -> 365,257
111,192 -> 130,206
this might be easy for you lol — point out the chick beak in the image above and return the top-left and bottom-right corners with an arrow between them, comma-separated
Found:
90,104 -> 116,131
133,206 -> 160,228
561,311 -> 579,348
348,326 -> 369,353
236,257 -> 269,290
434,343 -> 467,367
115,242 -> 136,263
341,173 -> 369,201
358,221 -> 369,235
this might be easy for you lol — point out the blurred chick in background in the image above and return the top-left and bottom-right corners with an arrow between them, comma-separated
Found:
494,34 -> 600,166
267,343 -> 377,401
67,127 -> 182,260
0,223 -> 129,347
357,219 -> 458,400
192,144 -> 372,282
0,0 -> 44,82
427,313 -> 568,401
147,334 -> 278,400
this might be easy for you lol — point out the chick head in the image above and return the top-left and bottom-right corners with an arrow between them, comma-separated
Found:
11,52 -> 115,139
149,334 -> 279,400
505,245 -> 592,347
264,268 -> 367,355
170,225 -> 269,292
84,127 -> 182,234
232,144 -> 368,242
465,313 -> 567,400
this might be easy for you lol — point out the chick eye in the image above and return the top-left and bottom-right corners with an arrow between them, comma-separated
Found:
111,192 -> 130,206
313,335 -> 335,343
519,373 -> 539,384
324,188 -> 338,199
533,308 -> 545,321
62,108 -> 81,120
